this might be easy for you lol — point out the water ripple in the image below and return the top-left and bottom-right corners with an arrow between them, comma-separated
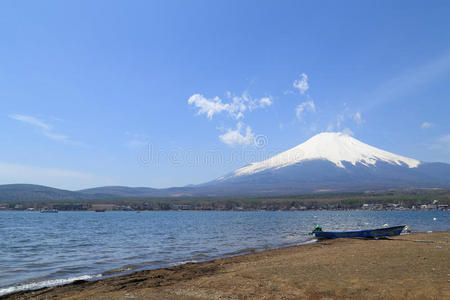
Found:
0,210 -> 448,296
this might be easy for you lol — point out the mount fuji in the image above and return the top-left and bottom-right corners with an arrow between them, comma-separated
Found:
4,132 -> 449,200
222,132 -> 421,179
195,132 -> 450,196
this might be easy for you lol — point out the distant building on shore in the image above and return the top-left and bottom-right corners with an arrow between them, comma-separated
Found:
91,204 -> 119,211
171,204 -> 193,210
361,203 -> 384,210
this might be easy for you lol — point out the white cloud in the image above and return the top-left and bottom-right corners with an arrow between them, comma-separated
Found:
296,101 -> 316,120
234,112 -> 243,119
188,92 -> 272,120
188,91 -> 271,147
229,94 -> 248,116
421,122 -> 433,129
293,73 -> 309,94
219,122 -> 255,147
258,97 -> 272,108
247,95 -> 273,111
187,94 -> 230,120
0,162 -> 114,190
353,112 -> 364,125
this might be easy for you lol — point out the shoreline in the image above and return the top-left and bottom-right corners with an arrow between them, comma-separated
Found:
2,207 -> 450,212
3,231 -> 449,299
0,237 -> 319,297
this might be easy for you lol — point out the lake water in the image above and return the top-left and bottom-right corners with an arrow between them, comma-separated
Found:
0,210 -> 449,296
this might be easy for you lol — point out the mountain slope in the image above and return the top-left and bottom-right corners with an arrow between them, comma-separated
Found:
223,132 -> 420,179
203,132 -> 450,195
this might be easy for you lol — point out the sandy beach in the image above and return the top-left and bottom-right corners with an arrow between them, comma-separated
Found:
3,231 -> 449,300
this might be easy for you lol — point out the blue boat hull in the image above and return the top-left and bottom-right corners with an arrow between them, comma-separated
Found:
314,225 -> 405,239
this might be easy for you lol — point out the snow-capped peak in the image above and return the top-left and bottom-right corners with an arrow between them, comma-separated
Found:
230,132 -> 421,177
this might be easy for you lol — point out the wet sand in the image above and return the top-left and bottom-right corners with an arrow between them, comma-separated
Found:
3,231 -> 449,300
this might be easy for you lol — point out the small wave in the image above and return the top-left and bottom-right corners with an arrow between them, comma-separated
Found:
0,273 -> 102,297
298,238 -> 317,245
170,260 -> 198,266
223,247 -> 258,256
283,233 -> 308,241
102,265 -> 140,276
141,260 -> 166,266
192,253 -> 208,258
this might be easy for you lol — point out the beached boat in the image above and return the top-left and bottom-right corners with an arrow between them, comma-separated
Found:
311,225 -> 405,239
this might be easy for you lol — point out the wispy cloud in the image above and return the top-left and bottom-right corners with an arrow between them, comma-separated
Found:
296,101 -> 316,120
429,134 -> 450,154
293,73 -> 309,94
342,128 -> 354,136
336,114 -> 344,129
362,52 -> 450,112
295,101 -> 316,120
10,114 -> 52,130
353,112 -> 364,125
291,73 -> 318,124
438,135 -> 450,144
9,114 -> 75,143
42,131 -> 69,141
326,108 -> 365,133
125,132 -> 149,149
219,122 -> 255,147
0,162 -> 114,190
421,122 -> 433,129
9,114 -> 87,147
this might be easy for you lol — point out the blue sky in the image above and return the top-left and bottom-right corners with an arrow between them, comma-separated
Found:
1,1 -> 450,190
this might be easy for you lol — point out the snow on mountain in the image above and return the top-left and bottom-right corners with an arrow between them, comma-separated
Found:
230,132 -> 421,178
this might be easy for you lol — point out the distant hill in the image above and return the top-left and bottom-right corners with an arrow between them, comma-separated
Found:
0,184 -> 195,202
0,184 -> 91,202
78,186 -> 159,197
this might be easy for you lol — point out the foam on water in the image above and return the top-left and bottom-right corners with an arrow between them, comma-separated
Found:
0,273 -> 102,297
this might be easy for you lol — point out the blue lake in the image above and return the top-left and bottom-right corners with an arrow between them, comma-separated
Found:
0,210 -> 449,295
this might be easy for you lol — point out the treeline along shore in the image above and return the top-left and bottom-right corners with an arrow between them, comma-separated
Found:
1,189 -> 449,212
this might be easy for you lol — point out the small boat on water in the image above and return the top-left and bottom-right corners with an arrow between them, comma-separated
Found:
40,208 -> 58,213
310,225 -> 405,239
